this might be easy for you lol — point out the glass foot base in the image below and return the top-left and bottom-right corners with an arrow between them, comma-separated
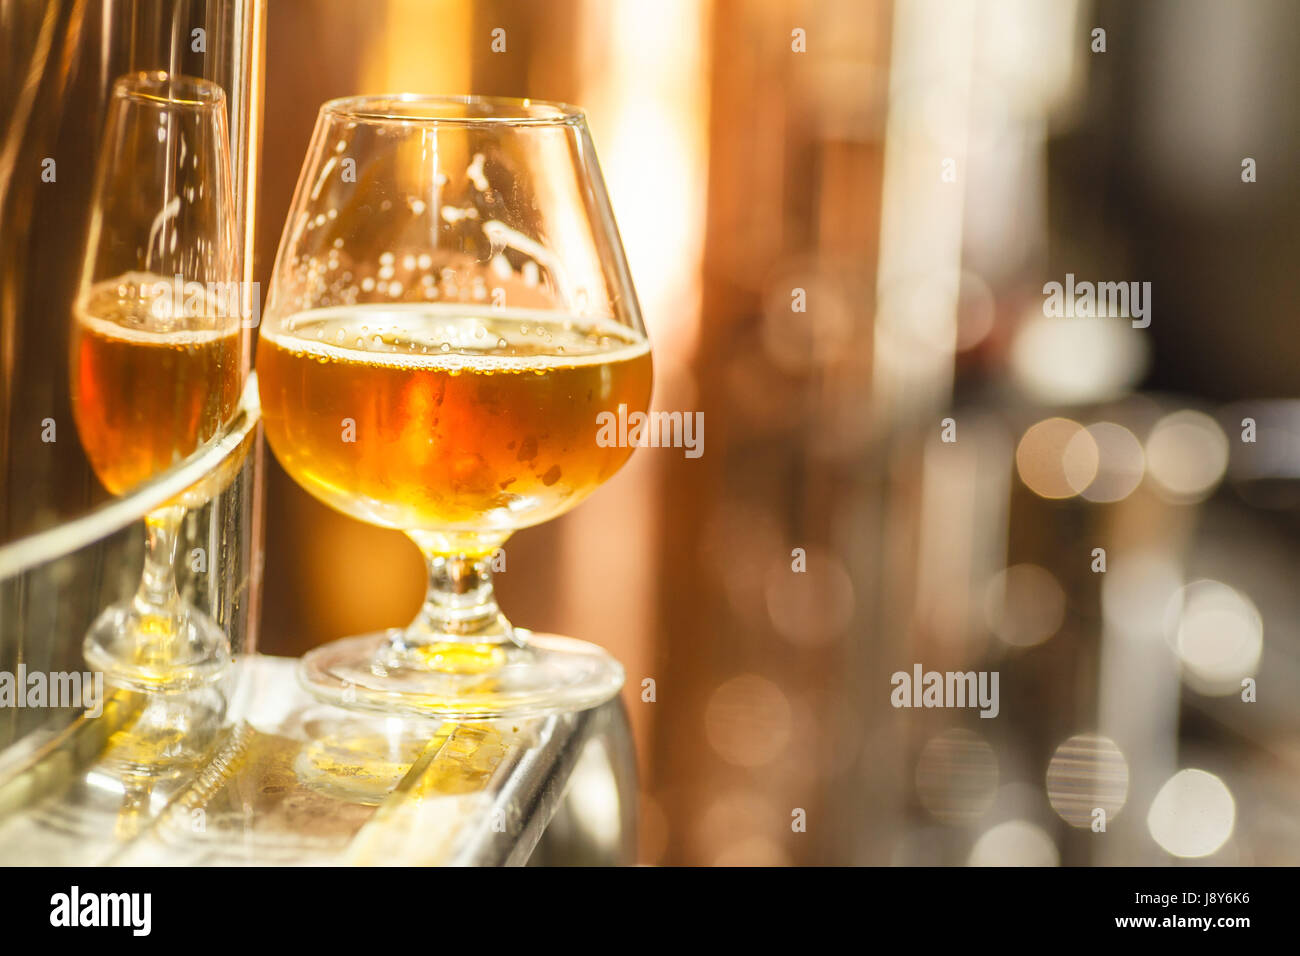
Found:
292,710 -> 443,805
83,603 -> 232,694
299,630 -> 624,719
95,686 -> 228,781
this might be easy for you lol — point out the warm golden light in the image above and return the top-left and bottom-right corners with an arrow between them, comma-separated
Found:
704,674 -> 792,769
1015,417 -> 1098,499
984,563 -> 1066,648
1146,409 -> 1229,503
1077,421 -> 1145,503
763,547 -> 856,647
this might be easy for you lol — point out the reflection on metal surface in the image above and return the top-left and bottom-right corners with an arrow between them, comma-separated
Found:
0,688 -> 143,818
0,656 -> 635,865
294,717 -> 448,806
99,686 -> 228,778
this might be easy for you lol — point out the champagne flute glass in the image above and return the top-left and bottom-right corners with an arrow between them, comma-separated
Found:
258,95 -> 653,718
72,72 -> 243,693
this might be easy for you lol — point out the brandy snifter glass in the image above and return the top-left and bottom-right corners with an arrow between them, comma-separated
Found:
258,95 -> 652,718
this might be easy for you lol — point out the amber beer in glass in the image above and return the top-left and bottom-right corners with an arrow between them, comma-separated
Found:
72,276 -> 241,496
259,307 -> 651,538
261,95 -> 653,717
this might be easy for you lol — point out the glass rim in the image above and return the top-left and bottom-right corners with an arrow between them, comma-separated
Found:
113,70 -> 227,109
319,94 -> 587,128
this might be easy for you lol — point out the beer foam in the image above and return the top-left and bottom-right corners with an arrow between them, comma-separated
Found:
260,304 -> 651,371
74,310 -> 239,346
77,272 -> 241,344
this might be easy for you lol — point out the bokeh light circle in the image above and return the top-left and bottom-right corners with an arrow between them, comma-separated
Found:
985,564 -> 1066,647
968,820 -> 1059,866
915,729 -> 999,824
1076,422 -> 1145,502
1145,410 -> 1229,503
1164,580 -> 1263,696
1016,417 -> 1098,499
1146,769 -> 1235,858
704,675 -> 792,768
1045,733 -> 1130,828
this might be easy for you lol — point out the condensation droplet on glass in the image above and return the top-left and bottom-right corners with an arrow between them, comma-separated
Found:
467,152 -> 489,192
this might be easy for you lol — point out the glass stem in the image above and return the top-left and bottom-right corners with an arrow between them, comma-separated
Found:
131,505 -> 184,624
410,539 -> 521,647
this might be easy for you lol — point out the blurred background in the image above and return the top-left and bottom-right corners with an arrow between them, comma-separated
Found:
5,0 -> 1300,865
250,0 -> 1300,865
